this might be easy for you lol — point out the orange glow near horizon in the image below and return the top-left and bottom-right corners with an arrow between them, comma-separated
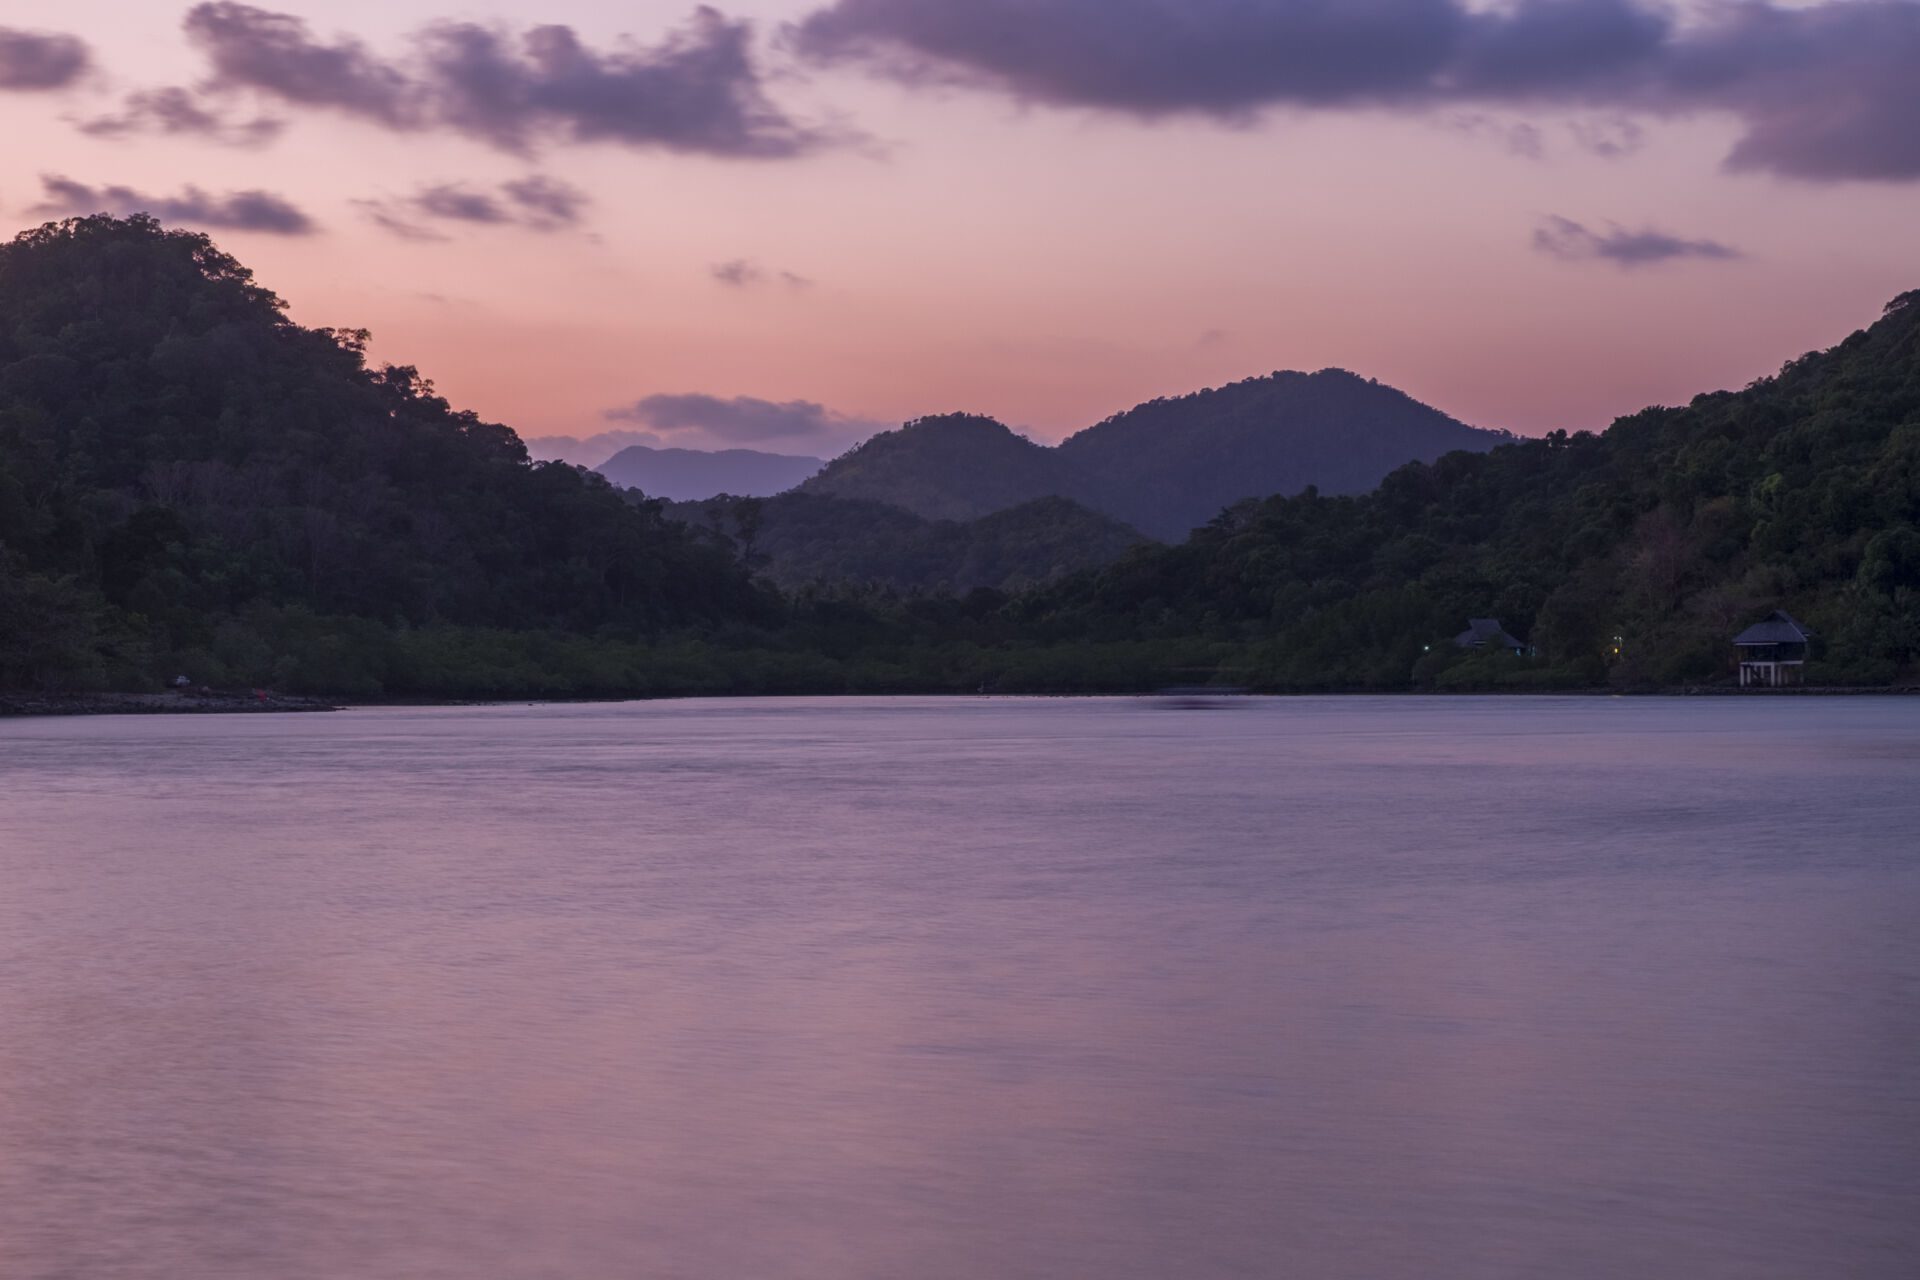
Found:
4,2 -> 1916,455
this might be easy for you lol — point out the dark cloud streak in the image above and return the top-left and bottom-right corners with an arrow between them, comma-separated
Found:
32,175 -> 317,235
361,176 -> 591,238
1532,216 -> 1743,268
711,259 -> 813,289
77,88 -> 284,146
501,176 -> 589,228
606,393 -> 881,445
0,27 -> 90,90
711,258 -> 762,287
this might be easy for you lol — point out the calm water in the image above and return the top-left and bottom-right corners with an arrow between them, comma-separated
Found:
0,696 -> 1915,1279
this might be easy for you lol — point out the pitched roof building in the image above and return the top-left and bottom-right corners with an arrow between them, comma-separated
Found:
1454,618 -> 1529,654
1734,610 -> 1814,687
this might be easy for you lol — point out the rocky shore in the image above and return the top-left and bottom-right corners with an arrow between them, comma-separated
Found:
0,689 -> 339,718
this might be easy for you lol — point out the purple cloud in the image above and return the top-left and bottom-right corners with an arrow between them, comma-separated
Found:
711,259 -> 813,289
0,27 -> 90,90
711,258 -> 762,287
186,2 -> 411,122
182,3 -> 835,159
788,0 -> 1920,182
77,87 -> 284,146
501,176 -> 589,228
32,174 -> 317,235
1532,216 -> 1743,269
606,393 -> 881,445
361,175 -> 591,238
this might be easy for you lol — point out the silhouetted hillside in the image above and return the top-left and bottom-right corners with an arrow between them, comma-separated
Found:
0,215 -> 766,693
795,374 -> 1505,539
665,492 -> 1145,593
4,218 -> 1910,698
1015,292 -> 1920,689
1058,369 -> 1508,538
798,414 -> 1067,521
597,445 -> 823,500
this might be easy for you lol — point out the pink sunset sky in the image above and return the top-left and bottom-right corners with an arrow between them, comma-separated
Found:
3,0 -> 1916,461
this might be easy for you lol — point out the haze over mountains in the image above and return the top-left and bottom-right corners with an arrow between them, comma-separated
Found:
596,368 -> 1510,555
605,369 -> 1506,589
795,371 -> 1509,540
597,445 -> 825,501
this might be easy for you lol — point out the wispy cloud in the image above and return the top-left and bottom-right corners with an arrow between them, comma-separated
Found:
361,175 -> 591,238
1567,116 -> 1645,160
76,87 -> 284,147
605,392 -> 883,447
1532,215 -> 1743,269
711,258 -> 813,289
31,174 -> 317,235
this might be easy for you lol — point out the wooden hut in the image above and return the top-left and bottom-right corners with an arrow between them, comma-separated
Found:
1734,611 -> 1814,687
1454,618 -> 1530,656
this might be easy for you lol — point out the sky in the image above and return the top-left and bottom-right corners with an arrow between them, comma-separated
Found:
2,1 -> 1917,463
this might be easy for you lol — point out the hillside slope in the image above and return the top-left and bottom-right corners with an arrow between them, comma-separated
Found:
796,374 -> 1506,539
666,492 -> 1146,593
798,413 -> 1067,521
0,215 -> 765,693
1018,292 -> 1920,689
1058,369 -> 1509,538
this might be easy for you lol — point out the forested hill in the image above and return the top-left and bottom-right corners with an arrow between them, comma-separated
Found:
799,414 -> 1067,521
796,374 -> 1506,539
3,216 -> 1911,700
664,492 -> 1146,593
1015,291 -> 1920,690
1056,369 -> 1508,538
0,215 -> 766,693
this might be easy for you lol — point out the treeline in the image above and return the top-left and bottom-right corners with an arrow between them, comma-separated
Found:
0,215 -> 766,691
1,216 -> 1914,698
1007,290 -> 1920,689
661,492 -> 1146,594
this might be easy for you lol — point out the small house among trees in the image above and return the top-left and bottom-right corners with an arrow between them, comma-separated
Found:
1454,618 -> 1530,656
1734,610 -> 1814,687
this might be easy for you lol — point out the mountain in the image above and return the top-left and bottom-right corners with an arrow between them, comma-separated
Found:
798,413 -> 1068,521
0,215 -> 766,695
797,372 -> 1507,539
1057,369 -> 1509,538
596,445 -> 823,500
1010,291 -> 1920,690
5,216 -> 1910,699
665,492 -> 1146,594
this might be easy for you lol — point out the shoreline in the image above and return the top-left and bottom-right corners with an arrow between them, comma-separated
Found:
4,684 -> 1916,719
0,690 -> 340,718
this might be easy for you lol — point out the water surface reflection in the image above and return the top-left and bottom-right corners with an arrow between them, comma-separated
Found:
0,697 -> 1915,1278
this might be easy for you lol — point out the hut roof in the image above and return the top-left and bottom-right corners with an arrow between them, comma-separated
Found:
1733,610 -> 1814,646
1456,618 -> 1526,649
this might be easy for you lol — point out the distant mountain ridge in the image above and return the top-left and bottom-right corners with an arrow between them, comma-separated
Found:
596,445 -> 823,500
799,370 -> 1506,539
1060,369 -> 1509,537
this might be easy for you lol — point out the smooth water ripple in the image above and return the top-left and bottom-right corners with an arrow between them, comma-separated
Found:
0,696 -> 1915,1278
